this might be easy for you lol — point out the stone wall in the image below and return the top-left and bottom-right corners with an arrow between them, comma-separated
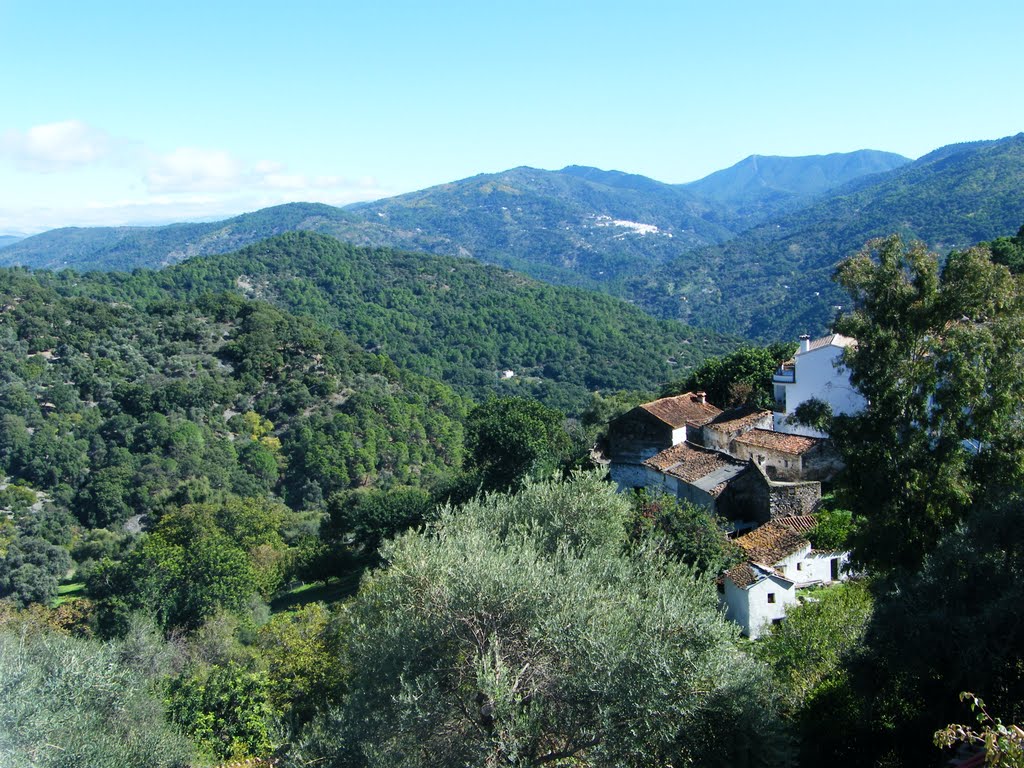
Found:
767,480 -> 821,518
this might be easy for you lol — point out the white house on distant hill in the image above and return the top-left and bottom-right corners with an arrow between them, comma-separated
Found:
772,334 -> 865,438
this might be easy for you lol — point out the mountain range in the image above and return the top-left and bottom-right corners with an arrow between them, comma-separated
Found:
3,136 -> 1021,341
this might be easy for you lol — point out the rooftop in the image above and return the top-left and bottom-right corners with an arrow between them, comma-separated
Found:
735,520 -> 810,564
724,561 -> 794,589
706,405 -> 772,432
734,428 -> 822,455
775,515 -> 818,533
798,333 -> 857,355
636,392 -> 722,429
643,442 -> 747,496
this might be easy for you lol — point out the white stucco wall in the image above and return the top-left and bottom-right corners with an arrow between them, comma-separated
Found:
775,344 -> 865,437
801,551 -> 850,584
771,545 -> 812,583
724,574 -> 798,639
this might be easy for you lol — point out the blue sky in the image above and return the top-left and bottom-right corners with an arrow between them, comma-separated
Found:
1,0 -> 1022,233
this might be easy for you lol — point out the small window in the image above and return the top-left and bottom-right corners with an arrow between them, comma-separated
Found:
767,593 -> 776,604
796,562 -> 803,571
772,618 -> 784,626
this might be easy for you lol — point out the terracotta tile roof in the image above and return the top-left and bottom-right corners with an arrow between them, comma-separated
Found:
799,333 -> 857,355
735,520 -> 809,564
775,515 -> 818,533
724,561 -> 794,589
643,442 -> 747,496
734,428 -> 822,455
706,405 -> 772,432
638,393 -> 722,429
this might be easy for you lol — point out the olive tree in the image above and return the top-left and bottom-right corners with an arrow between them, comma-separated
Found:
298,473 -> 789,768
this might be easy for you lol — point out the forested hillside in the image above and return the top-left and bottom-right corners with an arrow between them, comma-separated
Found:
5,139 -> 1019,345
0,268 -> 468,537
680,149 -> 910,226
47,232 -> 734,412
645,134 -> 1024,338
0,152 -> 915,293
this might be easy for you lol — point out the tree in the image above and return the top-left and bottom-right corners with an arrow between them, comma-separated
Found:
831,236 -> 1024,574
0,627 -> 194,767
935,693 -> 1024,768
626,490 -> 742,575
664,343 -> 796,409
302,474 -> 788,768
464,397 -> 572,493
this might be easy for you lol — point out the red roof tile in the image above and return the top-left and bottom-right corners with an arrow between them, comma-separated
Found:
775,515 -> 818,533
799,333 -> 856,355
735,520 -> 809,564
706,406 -> 772,432
638,393 -> 722,429
734,428 -> 822,455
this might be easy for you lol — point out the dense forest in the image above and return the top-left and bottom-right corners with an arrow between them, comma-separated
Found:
26,231 -> 734,413
2,226 -> 1024,767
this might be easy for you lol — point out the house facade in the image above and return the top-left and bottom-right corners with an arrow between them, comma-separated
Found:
607,392 -> 721,476
772,334 -> 865,438
721,519 -> 851,638
721,564 -> 797,640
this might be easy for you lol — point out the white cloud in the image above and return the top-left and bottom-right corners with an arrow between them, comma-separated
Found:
1,120 -> 116,172
0,120 -> 401,232
145,147 -> 242,192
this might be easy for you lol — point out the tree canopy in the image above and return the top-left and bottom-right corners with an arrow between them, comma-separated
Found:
301,473 -> 788,768
830,235 -> 1024,574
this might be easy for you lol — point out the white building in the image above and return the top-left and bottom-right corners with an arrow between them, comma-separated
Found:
721,518 -> 851,638
721,563 -> 798,640
772,334 -> 865,438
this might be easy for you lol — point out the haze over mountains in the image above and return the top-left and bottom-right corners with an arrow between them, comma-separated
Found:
3,135 -> 1022,341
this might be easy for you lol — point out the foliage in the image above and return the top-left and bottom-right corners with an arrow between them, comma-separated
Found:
44,231 -> 735,414
830,235 -> 1024,575
465,397 -> 573,493
301,473 -> 788,768
0,270 -> 468,525
848,494 -> 1024,766
0,626 -> 194,767
644,135 -> 1024,339
987,224 -> 1024,274
88,500 -> 283,633
258,603 -> 348,724
665,342 -> 796,408
806,507 -> 855,552
935,693 -> 1024,767
167,661 -> 276,761
626,489 -> 743,574
317,487 -> 434,578
0,534 -> 72,606
757,582 -> 874,711
787,397 -> 833,433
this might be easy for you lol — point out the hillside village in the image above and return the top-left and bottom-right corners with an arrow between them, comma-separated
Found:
606,333 -> 860,638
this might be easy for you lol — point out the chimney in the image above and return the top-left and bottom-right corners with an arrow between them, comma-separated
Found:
799,334 -> 811,353
694,391 -> 706,404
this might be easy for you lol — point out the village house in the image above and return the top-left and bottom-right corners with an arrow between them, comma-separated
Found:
632,441 -> 822,528
772,333 -> 865,438
721,519 -> 851,638
701,405 -> 774,452
731,428 -> 840,482
608,393 -> 823,525
607,392 -> 721,483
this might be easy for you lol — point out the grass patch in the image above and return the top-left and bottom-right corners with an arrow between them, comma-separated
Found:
271,572 -> 361,613
53,581 -> 85,606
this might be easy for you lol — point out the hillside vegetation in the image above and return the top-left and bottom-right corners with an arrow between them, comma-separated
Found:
51,232 -> 733,412
646,134 -> 1024,338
